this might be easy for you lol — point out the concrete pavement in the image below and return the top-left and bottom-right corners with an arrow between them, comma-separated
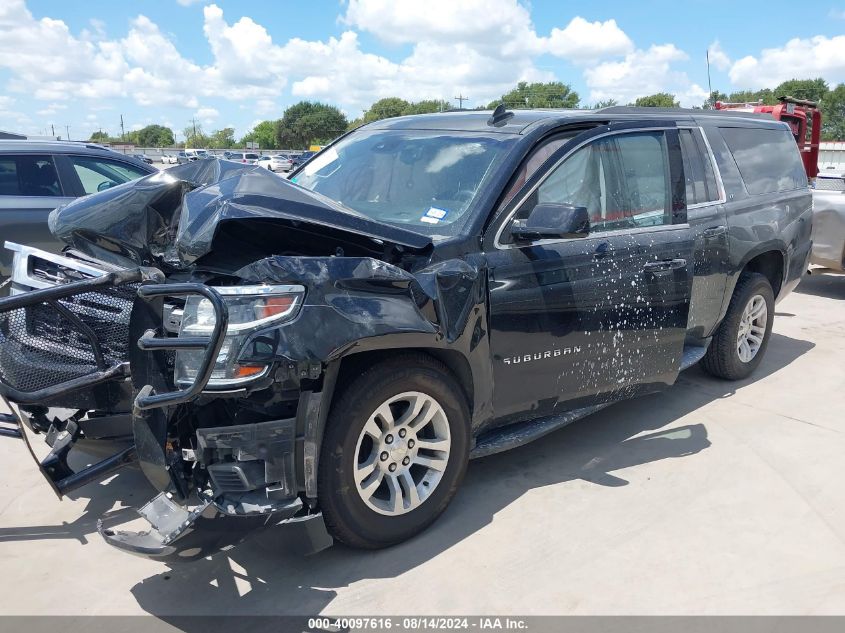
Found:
0,272 -> 844,616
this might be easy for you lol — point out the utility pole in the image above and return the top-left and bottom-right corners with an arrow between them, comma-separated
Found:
65,125 -> 71,142
120,114 -> 126,144
706,50 -> 714,108
51,124 -> 55,138
454,94 -> 468,109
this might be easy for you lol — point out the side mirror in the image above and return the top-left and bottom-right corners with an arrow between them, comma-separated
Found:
511,203 -> 590,242
97,181 -> 114,192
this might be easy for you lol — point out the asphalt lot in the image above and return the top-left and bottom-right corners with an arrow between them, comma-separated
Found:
0,272 -> 844,617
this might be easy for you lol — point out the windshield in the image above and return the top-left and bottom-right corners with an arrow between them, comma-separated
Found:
293,129 -> 516,237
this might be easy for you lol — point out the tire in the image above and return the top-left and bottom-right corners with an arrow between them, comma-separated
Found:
701,272 -> 775,380
318,353 -> 470,549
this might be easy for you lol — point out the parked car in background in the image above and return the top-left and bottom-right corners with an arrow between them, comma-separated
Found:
256,154 -> 293,172
227,152 -> 260,165
0,140 -> 156,283
290,150 -> 315,170
132,154 -> 153,165
177,149 -> 208,164
160,153 -> 177,165
810,170 -> 845,271
0,107 -> 812,560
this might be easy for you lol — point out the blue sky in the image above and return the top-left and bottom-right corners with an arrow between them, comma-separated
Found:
1,0 -> 844,142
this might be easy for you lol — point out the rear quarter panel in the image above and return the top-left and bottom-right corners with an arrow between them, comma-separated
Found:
703,126 -> 812,318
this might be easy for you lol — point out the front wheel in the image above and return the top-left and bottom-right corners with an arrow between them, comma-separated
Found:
701,272 -> 775,380
318,354 -> 470,549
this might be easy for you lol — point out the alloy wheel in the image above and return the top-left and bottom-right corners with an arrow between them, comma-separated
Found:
353,391 -> 451,516
736,294 -> 767,363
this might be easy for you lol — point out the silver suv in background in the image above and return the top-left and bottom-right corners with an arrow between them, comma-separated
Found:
227,152 -> 260,165
0,141 -> 155,284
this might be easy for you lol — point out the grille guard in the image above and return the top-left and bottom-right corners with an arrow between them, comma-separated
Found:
0,267 -> 230,412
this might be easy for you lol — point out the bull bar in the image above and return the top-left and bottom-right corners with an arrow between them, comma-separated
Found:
0,266 -> 230,497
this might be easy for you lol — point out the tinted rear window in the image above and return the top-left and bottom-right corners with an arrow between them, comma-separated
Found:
720,127 -> 807,195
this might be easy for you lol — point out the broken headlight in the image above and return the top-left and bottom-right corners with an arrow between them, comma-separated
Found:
174,285 -> 304,388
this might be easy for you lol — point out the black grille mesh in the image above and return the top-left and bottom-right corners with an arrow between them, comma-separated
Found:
0,284 -> 138,394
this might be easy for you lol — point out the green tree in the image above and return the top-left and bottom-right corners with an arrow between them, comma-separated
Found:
275,101 -> 348,149
487,81 -> 580,109
726,88 -> 776,105
702,91 -> 728,108
240,120 -> 279,149
633,93 -> 679,108
351,98 -> 449,130
135,124 -> 175,147
774,78 -> 829,104
822,83 -> 845,141
364,97 -> 410,123
208,127 -> 236,149
590,98 -> 619,109
402,99 -> 449,115
183,123 -> 209,148
89,130 -> 111,143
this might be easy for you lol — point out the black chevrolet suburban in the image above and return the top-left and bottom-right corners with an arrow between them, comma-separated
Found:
0,107 -> 812,560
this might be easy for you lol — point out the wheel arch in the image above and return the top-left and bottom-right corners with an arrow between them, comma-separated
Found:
742,249 -> 785,299
711,245 -> 785,337
334,347 -> 475,419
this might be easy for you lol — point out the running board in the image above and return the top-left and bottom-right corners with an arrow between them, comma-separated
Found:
470,404 -> 611,460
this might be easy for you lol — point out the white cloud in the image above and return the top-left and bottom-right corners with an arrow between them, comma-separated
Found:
544,17 -> 633,61
196,106 -> 218,118
708,41 -> 731,72
585,44 -> 705,106
340,1 -> 634,104
36,102 -> 67,116
16,0 -> 838,135
829,8 -> 845,19
729,35 -> 845,88
253,99 -> 279,116
195,106 -> 219,125
177,0 -> 204,6
343,0 -> 538,51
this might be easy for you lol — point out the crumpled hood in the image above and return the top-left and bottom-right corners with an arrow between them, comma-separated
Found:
48,158 -> 432,270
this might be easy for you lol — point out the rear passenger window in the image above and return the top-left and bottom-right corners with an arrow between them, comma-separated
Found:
679,129 -> 720,205
720,127 -> 807,195
0,155 -> 62,197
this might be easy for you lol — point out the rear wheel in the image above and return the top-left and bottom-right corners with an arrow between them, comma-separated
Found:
701,272 -> 775,380
318,354 -> 470,549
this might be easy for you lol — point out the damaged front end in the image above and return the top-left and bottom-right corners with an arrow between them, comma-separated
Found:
0,160 -> 469,561
0,255 -> 327,561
